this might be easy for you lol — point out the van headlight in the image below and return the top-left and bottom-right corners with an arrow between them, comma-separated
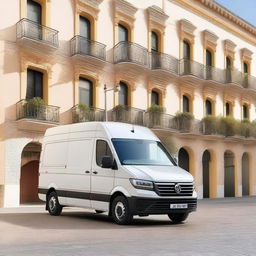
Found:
130,179 -> 154,191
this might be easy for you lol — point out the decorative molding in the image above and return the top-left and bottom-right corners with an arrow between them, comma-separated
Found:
241,48 -> 253,62
179,19 -> 196,43
224,39 -> 236,58
74,66 -> 99,82
203,30 -> 218,51
147,5 -> 169,30
115,73 -> 136,91
76,0 -> 102,20
114,0 -> 137,27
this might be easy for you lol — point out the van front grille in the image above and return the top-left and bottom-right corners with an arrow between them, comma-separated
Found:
155,182 -> 194,197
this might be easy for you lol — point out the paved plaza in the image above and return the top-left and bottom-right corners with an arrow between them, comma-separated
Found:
0,197 -> 255,256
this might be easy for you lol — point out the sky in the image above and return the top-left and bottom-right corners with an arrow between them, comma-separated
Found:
215,0 -> 256,27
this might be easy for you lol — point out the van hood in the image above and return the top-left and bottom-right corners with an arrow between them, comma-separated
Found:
125,165 -> 194,183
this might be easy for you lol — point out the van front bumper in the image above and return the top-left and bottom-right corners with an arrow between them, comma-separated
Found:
127,197 -> 197,215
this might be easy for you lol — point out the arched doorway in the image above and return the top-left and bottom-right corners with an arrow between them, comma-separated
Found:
202,150 -> 211,198
178,148 -> 189,172
224,151 -> 235,197
20,142 -> 42,204
242,153 -> 250,196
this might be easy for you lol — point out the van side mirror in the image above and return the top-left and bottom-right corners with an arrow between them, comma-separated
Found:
101,156 -> 113,169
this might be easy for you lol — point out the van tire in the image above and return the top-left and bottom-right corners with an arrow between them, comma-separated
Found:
47,191 -> 63,216
168,213 -> 189,223
111,196 -> 133,225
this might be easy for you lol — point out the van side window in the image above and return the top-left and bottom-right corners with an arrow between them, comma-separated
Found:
96,140 -> 113,166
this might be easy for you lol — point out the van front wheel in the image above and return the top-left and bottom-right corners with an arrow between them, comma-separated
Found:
111,196 -> 133,225
168,213 -> 189,223
47,191 -> 63,216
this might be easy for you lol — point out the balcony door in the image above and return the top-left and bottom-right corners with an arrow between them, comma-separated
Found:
119,82 -> 128,106
79,78 -> 93,107
151,90 -> 159,105
27,0 -> 42,40
80,16 -> 91,54
206,49 -> 213,79
27,0 -> 42,24
118,24 -> 128,43
26,69 -> 43,100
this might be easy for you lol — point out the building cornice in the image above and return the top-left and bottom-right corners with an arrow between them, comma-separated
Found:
171,0 -> 256,45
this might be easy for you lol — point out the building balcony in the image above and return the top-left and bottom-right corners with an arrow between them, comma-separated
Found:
113,41 -> 149,69
16,99 -> 59,132
151,51 -> 179,75
71,105 -> 105,123
179,59 -> 205,80
109,106 -> 144,126
70,36 -> 106,63
16,18 -> 59,52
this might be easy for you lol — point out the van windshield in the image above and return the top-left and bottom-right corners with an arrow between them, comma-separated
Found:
111,139 -> 175,166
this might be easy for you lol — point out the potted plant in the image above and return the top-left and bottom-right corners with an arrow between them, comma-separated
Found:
240,119 -> 253,138
24,97 -> 46,120
201,115 -> 219,135
146,104 -> 165,127
218,116 -> 238,137
112,104 -> 128,122
174,112 -> 194,132
74,104 -> 91,122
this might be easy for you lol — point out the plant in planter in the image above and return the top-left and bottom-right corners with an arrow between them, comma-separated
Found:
201,115 -> 219,135
24,97 -> 46,120
75,104 -> 91,122
146,104 -> 165,127
218,116 -> 239,137
174,112 -> 194,132
113,104 -> 128,122
240,119 -> 254,138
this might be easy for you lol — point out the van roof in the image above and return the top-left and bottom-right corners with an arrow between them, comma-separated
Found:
45,122 -> 159,141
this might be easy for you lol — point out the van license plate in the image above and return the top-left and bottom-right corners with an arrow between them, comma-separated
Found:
170,204 -> 188,209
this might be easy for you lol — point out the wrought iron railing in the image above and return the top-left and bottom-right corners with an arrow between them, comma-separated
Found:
205,66 -> 227,84
16,18 -> 59,48
179,59 -> 205,79
70,36 -> 106,60
151,51 -> 179,74
225,69 -> 245,87
16,100 -> 60,123
109,106 -> 144,126
72,105 -> 105,123
114,41 -> 149,68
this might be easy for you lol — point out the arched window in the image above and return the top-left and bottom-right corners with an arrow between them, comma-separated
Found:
183,95 -> 190,113
206,49 -> 212,66
151,31 -> 159,52
151,90 -> 159,105
205,100 -> 212,115
27,0 -> 42,24
226,56 -> 231,70
80,16 -> 91,39
26,68 -> 43,100
118,24 -> 128,43
183,41 -> 190,60
243,62 -> 248,74
226,102 -> 230,116
119,82 -> 128,105
242,104 -> 248,119
79,78 -> 93,107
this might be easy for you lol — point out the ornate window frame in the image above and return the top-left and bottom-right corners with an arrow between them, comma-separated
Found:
114,0 -> 137,44
147,5 -> 169,52
224,39 -> 236,69
241,48 -> 253,74
203,30 -> 218,66
179,19 -> 196,59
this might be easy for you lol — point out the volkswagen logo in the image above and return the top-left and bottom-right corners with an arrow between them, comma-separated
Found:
174,183 -> 181,194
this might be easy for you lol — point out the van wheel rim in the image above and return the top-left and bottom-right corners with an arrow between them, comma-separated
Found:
49,196 -> 57,212
115,202 -> 125,220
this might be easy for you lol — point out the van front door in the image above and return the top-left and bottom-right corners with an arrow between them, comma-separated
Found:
65,139 -> 93,208
91,140 -> 115,210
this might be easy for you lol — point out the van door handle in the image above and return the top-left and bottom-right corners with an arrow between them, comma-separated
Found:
85,170 -> 90,174
93,171 -> 98,175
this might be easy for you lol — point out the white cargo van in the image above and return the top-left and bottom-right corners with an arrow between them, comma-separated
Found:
38,122 -> 197,224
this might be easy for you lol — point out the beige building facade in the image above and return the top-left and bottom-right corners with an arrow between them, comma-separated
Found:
1,0 -> 256,207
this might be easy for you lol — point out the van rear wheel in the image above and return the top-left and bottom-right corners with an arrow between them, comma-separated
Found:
168,213 -> 189,223
47,191 -> 63,216
111,196 -> 133,225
